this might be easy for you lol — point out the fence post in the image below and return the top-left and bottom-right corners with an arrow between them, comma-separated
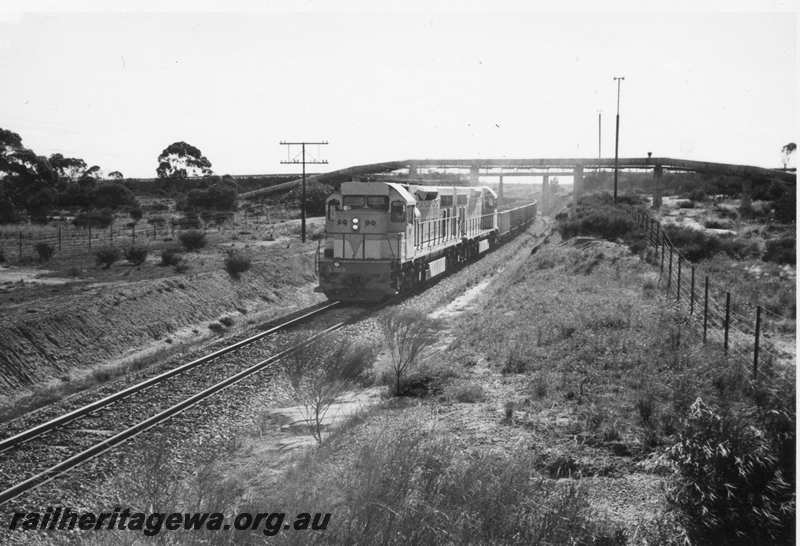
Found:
753,307 -> 761,378
676,257 -> 681,303
724,292 -> 731,353
690,266 -> 695,314
667,246 -> 673,294
660,240 -> 665,275
703,276 -> 709,343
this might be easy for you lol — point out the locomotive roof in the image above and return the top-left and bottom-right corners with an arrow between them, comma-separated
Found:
338,180 -> 495,205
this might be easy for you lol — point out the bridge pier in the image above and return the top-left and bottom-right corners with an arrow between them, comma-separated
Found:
572,165 -> 583,207
408,164 -> 417,177
652,164 -> 663,209
470,165 -> 480,185
541,175 -> 549,215
498,174 -> 504,200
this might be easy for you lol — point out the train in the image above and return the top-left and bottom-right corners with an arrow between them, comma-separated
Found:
317,180 -> 537,302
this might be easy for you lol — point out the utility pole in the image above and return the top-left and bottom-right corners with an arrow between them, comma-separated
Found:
280,141 -> 328,243
613,76 -> 625,204
598,110 -> 602,161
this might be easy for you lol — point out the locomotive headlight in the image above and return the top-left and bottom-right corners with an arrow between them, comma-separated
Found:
351,218 -> 359,231
333,261 -> 341,268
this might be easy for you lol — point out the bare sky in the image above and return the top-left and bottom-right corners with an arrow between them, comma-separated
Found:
0,3 -> 796,177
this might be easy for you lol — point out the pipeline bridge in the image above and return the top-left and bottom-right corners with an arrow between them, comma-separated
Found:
240,156 -> 795,213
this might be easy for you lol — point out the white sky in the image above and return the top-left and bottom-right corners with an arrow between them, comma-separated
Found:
0,2 -> 796,178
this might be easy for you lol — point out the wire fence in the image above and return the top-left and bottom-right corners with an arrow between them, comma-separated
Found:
629,207 -> 795,380
0,210 -> 312,265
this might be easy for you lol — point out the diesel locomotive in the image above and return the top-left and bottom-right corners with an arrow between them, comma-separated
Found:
317,180 -> 536,302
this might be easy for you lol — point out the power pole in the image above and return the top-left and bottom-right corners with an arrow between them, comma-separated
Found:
598,110 -> 602,161
280,141 -> 328,243
613,76 -> 625,204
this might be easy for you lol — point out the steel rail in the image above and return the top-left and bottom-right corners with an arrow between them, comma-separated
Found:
0,319 -> 351,506
0,300 -> 340,453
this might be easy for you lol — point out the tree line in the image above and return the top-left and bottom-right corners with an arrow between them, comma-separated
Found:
0,128 -> 238,225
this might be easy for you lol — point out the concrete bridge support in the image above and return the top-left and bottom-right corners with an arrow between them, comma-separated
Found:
541,175 -> 549,215
408,164 -> 417,177
572,165 -> 583,207
498,174 -> 504,200
470,165 -> 480,185
652,164 -> 663,209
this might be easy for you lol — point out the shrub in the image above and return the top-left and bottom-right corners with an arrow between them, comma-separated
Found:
688,189 -> 707,202
450,383 -> 486,403
668,399 -> 794,545
502,342 -> 529,374
0,248 -> 5,262
282,338 -> 374,443
178,230 -> 206,251
73,208 -> 113,229
224,250 -> 251,278
160,248 -> 182,266
174,212 -> 202,229
34,242 -> 54,262
248,421 -> 613,544
95,246 -> 120,269
703,218 -> 733,230
380,310 -> 439,396
636,396 -> 655,428
556,193 -> 637,242
219,316 -> 235,327
663,225 -> 758,262
173,260 -> 189,274
124,246 -> 148,266
676,200 -> 695,209
185,184 -> 238,211
89,183 -> 138,210
763,237 -> 795,265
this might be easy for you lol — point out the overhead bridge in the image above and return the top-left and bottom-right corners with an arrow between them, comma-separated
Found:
240,157 -> 795,211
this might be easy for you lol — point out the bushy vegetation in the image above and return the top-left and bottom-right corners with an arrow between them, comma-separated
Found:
73,208 -> 114,229
763,237 -> 795,265
242,419 -> 619,544
124,246 -> 148,266
159,248 -> 182,266
380,309 -> 439,396
449,382 -> 486,403
556,193 -> 638,241
95,246 -> 120,269
185,183 -> 237,211
223,250 -> 251,279
34,242 -> 54,262
663,224 -> 759,262
282,338 -> 375,443
178,230 -> 206,251
668,389 -> 795,545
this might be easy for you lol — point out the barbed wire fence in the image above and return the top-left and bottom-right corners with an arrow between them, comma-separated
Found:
629,207 -> 795,383
0,207 -> 313,265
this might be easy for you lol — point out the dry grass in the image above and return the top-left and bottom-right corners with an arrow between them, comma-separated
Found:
239,414 -> 624,545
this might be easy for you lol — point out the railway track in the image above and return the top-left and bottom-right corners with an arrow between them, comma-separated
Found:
0,212 -> 558,510
0,300 -> 362,506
